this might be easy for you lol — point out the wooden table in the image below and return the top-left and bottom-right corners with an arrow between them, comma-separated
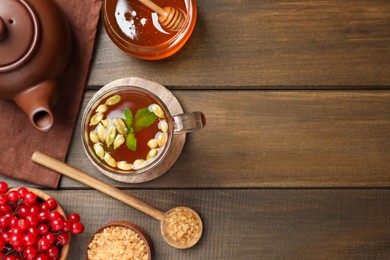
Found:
5,0 -> 390,259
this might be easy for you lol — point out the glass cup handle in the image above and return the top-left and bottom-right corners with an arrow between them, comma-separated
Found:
172,112 -> 206,134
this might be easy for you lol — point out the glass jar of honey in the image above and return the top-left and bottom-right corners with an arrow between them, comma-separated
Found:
102,0 -> 197,60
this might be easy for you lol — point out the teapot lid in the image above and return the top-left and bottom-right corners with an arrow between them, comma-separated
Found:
0,0 -> 40,73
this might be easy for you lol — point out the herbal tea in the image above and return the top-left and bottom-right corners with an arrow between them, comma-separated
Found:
86,89 -> 170,172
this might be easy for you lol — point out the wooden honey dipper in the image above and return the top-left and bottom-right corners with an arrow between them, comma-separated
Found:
137,0 -> 185,31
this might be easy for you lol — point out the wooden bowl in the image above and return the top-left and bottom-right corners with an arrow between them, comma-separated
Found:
8,187 -> 69,260
86,221 -> 153,260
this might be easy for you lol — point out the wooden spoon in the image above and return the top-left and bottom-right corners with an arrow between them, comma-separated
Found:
137,0 -> 185,31
32,151 -> 202,249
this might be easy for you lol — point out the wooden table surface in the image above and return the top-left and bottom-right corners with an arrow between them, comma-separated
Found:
4,0 -> 390,259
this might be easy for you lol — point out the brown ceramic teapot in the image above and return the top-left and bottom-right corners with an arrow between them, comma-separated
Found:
0,0 -> 71,132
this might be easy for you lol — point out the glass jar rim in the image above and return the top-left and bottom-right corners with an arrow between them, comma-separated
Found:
101,0 -> 197,59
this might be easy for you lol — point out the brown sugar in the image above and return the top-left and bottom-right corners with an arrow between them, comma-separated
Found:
87,226 -> 149,260
162,207 -> 202,248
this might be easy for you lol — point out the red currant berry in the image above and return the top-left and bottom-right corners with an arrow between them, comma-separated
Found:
71,221 -> 84,234
10,227 -> 24,236
22,233 -> 36,247
4,212 -> 13,219
0,215 -> 11,229
46,198 -> 57,210
29,205 -> 40,216
1,229 -> 12,242
17,218 -> 29,230
10,216 -> 19,228
0,181 -> 8,194
51,218 -> 64,231
9,216 -> 19,225
68,213 -> 81,223
39,202 -> 50,211
37,210 -> 49,222
48,210 -> 62,221
45,232 -> 56,244
17,187 -> 28,198
17,204 -> 30,218
0,236 -> 5,250
23,245 -> 38,260
37,237 -> 51,251
47,245 -> 59,258
0,204 -> 11,214
24,192 -> 37,205
0,194 -> 7,205
4,255 -> 16,260
63,220 -> 72,232
56,232 -> 70,246
27,226 -> 39,237
7,190 -> 19,203
38,223 -> 49,235
35,253 -> 48,260
4,212 -> 13,218
14,245 -> 26,252
26,214 -> 39,227
9,233 -> 23,247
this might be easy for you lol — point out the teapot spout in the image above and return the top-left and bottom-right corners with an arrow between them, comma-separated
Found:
13,79 -> 58,132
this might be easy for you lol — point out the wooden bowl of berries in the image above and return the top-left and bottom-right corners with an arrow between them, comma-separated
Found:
0,181 -> 84,260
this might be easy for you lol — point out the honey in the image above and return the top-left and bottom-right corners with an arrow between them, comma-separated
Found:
114,0 -> 187,46
102,0 -> 197,59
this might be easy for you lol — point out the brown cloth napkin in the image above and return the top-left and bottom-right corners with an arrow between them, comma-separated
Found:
0,0 -> 102,188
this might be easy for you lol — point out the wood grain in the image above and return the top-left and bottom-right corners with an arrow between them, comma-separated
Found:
4,89 -> 388,188
38,90 -> 385,188
42,189 -> 390,260
88,0 -> 390,89
1,1 -> 389,259
32,151 -> 166,221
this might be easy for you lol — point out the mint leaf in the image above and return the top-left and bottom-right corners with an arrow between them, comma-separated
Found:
123,107 -> 133,128
133,108 -> 157,132
122,107 -> 156,151
126,132 -> 136,151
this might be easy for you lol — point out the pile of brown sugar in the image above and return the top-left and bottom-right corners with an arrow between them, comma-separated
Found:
162,207 -> 202,248
87,226 -> 149,260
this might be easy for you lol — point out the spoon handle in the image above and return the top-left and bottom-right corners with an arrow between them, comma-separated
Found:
32,151 -> 165,221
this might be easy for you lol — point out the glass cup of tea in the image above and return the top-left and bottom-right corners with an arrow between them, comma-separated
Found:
81,83 -> 205,182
